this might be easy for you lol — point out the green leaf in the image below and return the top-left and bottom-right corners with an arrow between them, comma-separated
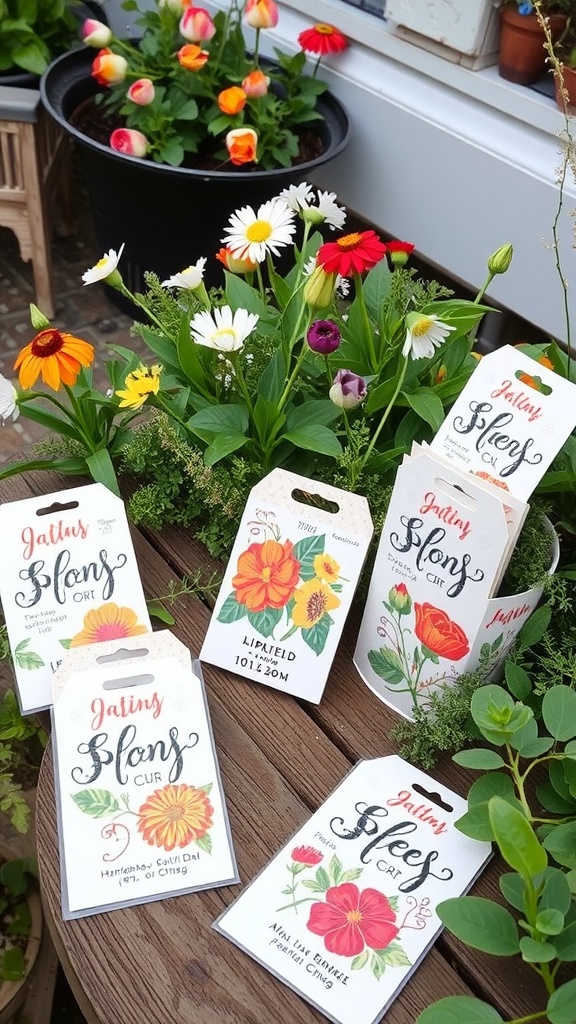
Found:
452,749 -> 506,770
504,661 -> 532,700
188,403 -> 249,441
404,388 -> 446,431
377,941 -> 411,967
258,346 -> 286,403
536,908 -> 565,935
371,952 -> 386,980
543,823 -> 576,870
292,534 -> 325,581
467,772 -> 518,807
204,432 -> 248,466
285,400 -> 340,431
71,789 -> 119,818
499,873 -> 525,913
315,866 -> 330,890
437,896 -> 519,955
177,314 -> 207,390
542,686 -> 576,741
246,606 -> 282,639
488,797 -> 547,878
13,644 -> 44,670
282,424 -> 342,457
0,945 -> 25,982
146,599 -> 175,625
195,833 -> 212,854
519,936 -> 557,962
339,867 -> 363,883
301,613 -> 333,656
416,996 -> 504,1024
329,855 -> 343,885
454,805 -> 494,842
217,593 -> 247,624
555,921 -> 576,961
367,647 -> 405,686
547,979 -> 576,1023
86,449 -> 120,497
539,868 -> 573,916
351,950 -> 369,970
518,603 -> 552,647
362,258 -> 392,320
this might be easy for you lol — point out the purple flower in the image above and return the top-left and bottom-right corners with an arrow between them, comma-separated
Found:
307,319 -> 341,355
329,369 -> 367,410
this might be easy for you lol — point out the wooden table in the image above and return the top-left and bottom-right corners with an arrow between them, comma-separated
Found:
0,470 -> 547,1024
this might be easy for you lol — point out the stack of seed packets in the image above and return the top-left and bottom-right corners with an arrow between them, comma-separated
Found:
0,483 -> 151,714
214,755 -> 492,1024
201,469 -> 373,704
51,631 -> 238,919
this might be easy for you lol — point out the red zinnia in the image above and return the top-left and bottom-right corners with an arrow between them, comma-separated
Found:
317,230 -> 387,277
307,882 -> 399,957
292,846 -> 323,866
387,240 -> 415,267
298,23 -> 348,55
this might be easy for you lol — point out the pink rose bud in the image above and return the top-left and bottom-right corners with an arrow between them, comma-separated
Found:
242,69 -> 270,97
179,6 -> 216,42
244,0 -> 279,30
127,78 -> 155,105
82,18 -> 112,47
329,368 -> 367,410
110,128 -> 148,158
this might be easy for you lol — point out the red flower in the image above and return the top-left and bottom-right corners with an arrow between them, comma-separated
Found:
317,230 -> 387,277
307,883 -> 399,957
387,241 -> 415,267
292,846 -> 323,866
414,602 -> 469,661
298,23 -> 348,55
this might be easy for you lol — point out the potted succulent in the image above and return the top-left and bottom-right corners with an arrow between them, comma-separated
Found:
498,0 -> 572,84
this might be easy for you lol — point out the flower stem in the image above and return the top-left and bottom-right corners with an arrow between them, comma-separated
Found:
349,356 -> 408,488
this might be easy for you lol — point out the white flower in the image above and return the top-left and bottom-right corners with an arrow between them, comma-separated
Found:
278,182 -> 314,211
162,258 -> 206,290
222,198 -> 296,264
336,276 -> 350,297
82,244 -> 125,285
315,190 -> 346,230
303,256 -> 317,276
190,306 -> 259,353
402,313 -> 456,360
0,374 -> 19,423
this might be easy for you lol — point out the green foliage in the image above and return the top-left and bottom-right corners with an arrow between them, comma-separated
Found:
0,686 -> 47,834
0,856 -> 38,982
0,0 -> 82,75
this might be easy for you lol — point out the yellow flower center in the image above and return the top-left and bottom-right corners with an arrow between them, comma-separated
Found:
336,232 -> 362,251
95,257 -> 109,270
412,316 -> 433,337
306,588 -> 327,623
213,328 -> 236,346
346,910 -> 363,924
315,23 -> 335,34
165,804 -> 185,822
246,219 -> 273,242
261,567 -> 272,582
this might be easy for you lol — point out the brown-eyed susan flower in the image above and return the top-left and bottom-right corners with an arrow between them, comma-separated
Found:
317,230 -> 386,277
14,329 -> 94,391
232,539 -> 301,612
291,578 -> 340,629
69,603 -> 148,646
313,553 -> 340,583
298,23 -> 348,55
116,364 -> 163,409
137,784 -> 214,852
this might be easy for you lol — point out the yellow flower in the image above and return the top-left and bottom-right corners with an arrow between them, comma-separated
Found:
137,784 -> 214,851
116,364 -> 162,409
69,602 -> 148,646
313,553 -> 340,584
292,578 -> 340,629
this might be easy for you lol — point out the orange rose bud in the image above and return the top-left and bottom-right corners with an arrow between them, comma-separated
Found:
216,247 -> 257,274
244,0 -> 278,29
414,602 -> 469,661
242,69 -> 269,97
177,44 -> 209,71
217,86 -> 247,115
225,127 -> 258,166
92,48 -> 128,86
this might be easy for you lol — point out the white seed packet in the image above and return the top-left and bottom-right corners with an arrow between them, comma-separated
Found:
214,755 -> 492,1024
201,469 -> 373,704
51,631 -> 239,919
0,483 -> 150,714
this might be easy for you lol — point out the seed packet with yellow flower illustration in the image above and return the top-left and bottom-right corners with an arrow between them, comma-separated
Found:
214,755 -> 492,1024
0,483 -> 151,714
200,469 -> 373,703
51,631 -> 238,918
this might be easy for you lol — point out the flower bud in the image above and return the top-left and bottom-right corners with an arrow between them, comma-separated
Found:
110,128 -> 148,158
29,303 -> 51,330
389,583 -> 412,615
487,243 -> 513,275
91,49 -> 128,86
179,6 -> 216,42
159,0 -> 185,12
244,0 -> 279,30
225,128 -> 258,166
216,247 -> 257,274
218,86 -> 247,115
387,240 -> 415,267
82,18 -> 113,47
127,78 -> 155,105
177,44 -> 209,71
307,320 -> 341,355
329,369 -> 367,410
242,70 -> 269,97
303,265 -> 336,308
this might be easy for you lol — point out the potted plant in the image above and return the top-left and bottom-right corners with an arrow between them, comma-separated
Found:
0,0 -> 104,87
498,0 -> 572,84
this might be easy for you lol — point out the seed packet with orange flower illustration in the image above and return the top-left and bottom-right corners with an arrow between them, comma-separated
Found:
215,755 -> 492,1024
0,483 -> 151,715
51,631 -> 238,918
200,469 -> 373,704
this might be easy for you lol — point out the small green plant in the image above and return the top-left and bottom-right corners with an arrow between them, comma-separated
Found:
0,857 -> 38,982
0,688 -> 47,834
0,0 -> 83,77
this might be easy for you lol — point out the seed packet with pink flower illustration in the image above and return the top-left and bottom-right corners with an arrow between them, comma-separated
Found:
214,755 -> 492,1024
0,482 -> 151,715
200,469 -> 373,703
51,631 -> 238,919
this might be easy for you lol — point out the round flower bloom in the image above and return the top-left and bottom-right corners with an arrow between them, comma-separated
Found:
244,0 -> 279,30
137,784 -> 214,851
69,603 -> 148,646
215,247 -> 257,274
110,128 -> 148,158
307,883 -> 399,957
225,127 -> 258,166
318,230 -> 387,277
242,69 -> 270,97
218,86 -> 247,115
190,305 -> 259,353
127,78 -> 155,106
279,182 -> 315,211
0,374 -> 19,423
389,582 -> 411,615
91,48 -> 128,86
305,190 -> 346,231
292,846 -> 323,866
82,18 -> 112,47
292,579 -> 340,628
414,602 -> 469,661
177,43 -> 209,71
329,369 -> 367,410
307,320 -> 341,355
179,6 -> 216,42
232,539 -> 301,612
387,240 -> 415,267
313,553 -> 340,584
298,23 -> 348,55
303,265 -> 336,308
14,329 -> 94,391
402,312 -> 456,360
115,364 -> 163,409
222,198 -> 296,263
162,258 -> 206,290
82,243 -> 125,285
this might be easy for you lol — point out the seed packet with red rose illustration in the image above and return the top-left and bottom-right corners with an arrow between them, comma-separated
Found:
51,631 -> 238,919
0,482 -> 151,715
200,469 -> 373,703
214,755 -> 492,1024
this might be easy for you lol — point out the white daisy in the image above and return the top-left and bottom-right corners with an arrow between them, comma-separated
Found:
161,258 -> 206,290
316,190 -> 346,230
336,276 -> 350,298
278,182 -> 314,212
82,243 -> 125,285
190,305 -> 259,353
0,374 -> 18,423
402,312 -> 456,360
303,255 -> 317,276
222,198 -> 296,264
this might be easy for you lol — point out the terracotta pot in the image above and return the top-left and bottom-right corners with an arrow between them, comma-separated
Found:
555,62 -> 576,112
498,8 -> 568,85
0,885 -> 43,1024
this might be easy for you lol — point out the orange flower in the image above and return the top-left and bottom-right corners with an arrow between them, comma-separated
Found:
292,579 -> 340,629
225,127 -> 258,166
218,86 -> 246,115
242,70 -> 269,98
414,603 -> 469,661
91,48 -> 128,86
244,0 -> 278,30
177,44 -> 209,71
137,784 -> 213,852
215,247 -> 257,274
14,329 -> 94,390
69,603 -> 148,646
232,539 -> 300,612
